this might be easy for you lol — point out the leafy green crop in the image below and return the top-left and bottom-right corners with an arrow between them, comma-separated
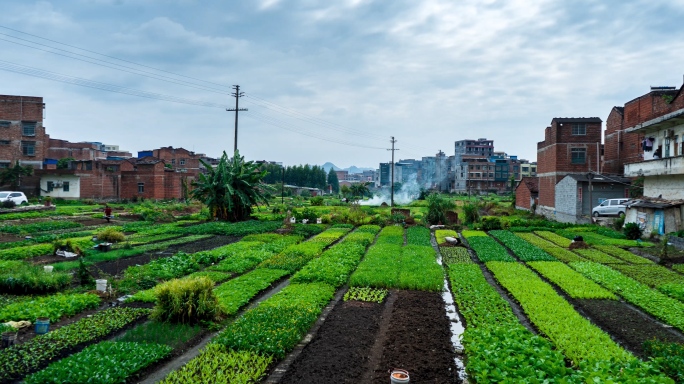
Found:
487,261 -> 632,364
0,307 -> 149,382
116,321 -> 202,349
406,226 -> 430,246
214,268 -> 289,315
0,220 -> 82,235
159,344 -> 272,384
181,220 -> 281,237
612,264 -> 684,288
490,230 -> 556,261
574,249 -> 624,264
462,230 -> 489,238
467,236 -> 515,262
440,246 -> 473,264
527,261 -> 617,300
0,243 -> 54,260
349,243 -> 402,288
292,241 -> 368,287
398,245 -> 443,291
24,341 -> 171,384
0,293 -> 100,322
516,232 -> 585,263
535,231 -> 572,247
0,262 -> 71,294
435,229 -> 458,245
593,245 -> 653,264
344,287 -> 387,303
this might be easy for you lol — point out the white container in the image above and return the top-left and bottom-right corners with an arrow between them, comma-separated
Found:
316,218 -> 322,224
43,265 -> 53,273
96,279 -> 108,292
289,217 -> 296,224
390,369 -> 410,384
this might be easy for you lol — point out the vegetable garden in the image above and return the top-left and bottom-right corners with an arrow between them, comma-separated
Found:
1,200 -> 684,383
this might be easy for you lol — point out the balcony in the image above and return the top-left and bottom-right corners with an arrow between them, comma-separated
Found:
624,155 -> 684,177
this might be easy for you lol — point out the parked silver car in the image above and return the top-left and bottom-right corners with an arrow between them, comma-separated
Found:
592,198 -> 628,217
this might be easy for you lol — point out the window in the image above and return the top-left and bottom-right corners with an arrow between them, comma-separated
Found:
571,123 -> 586,135
571,148 -> 586,164
22,122 -> 36,136
180,158 -> 186,165
489,173 -> 494,178
0,121 -> 10,128
63,182 -> 69,192
0,162 -> 9,169
0,140 -> 9,145
21,141 -> 36,156
171,159 -> 175,165
47,181 -> 54,192
138,183 -> 144,193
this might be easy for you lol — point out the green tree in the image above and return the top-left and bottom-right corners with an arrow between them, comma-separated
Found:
56,157 -> 75,169
349,182 -> 370,203
327,168 -> 340,193
190,150 -> 270,222
0,161 -> 33,189
425,192 -> 456,225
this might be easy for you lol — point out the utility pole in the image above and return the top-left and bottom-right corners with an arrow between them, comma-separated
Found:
281,166 -> 285,204
387,137 -> 399,207
226,85 -> 248,153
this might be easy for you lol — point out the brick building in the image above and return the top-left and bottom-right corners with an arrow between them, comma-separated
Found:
0,95 -> 47,171
603,86 -> 681,176
536,117 -> 603,218
515,177 -> 539,211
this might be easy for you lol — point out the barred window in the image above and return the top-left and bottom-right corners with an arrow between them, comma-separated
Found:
138,183 -> 144,193
21,141 -> 36,156
22,122 -> 36,136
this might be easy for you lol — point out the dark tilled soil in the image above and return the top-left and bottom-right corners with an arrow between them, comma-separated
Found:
279,300 -> 385,384
576,299 -> 684,357
370,290 -> 460,384
163,235 -> 239,254
0,233 -> 23,243
91,253 -> 163,278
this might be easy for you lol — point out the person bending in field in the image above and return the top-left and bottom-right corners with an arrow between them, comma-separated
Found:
104,204 -> 113,223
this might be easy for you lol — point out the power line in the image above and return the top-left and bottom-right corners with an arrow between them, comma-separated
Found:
0,24 -> 232,90
0,35 -> 231,95
0,60 -> 227,108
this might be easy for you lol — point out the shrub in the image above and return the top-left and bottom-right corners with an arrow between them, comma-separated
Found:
309,196 -> 324,206
1,200 -> 16,209
481,216 -> 502,231
96,227 -> 125,243
624,222 -> 643,240
424,193 -> 455,225
152,277 -> 222,324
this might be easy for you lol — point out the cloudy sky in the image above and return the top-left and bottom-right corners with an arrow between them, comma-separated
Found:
2,1 -> 683,169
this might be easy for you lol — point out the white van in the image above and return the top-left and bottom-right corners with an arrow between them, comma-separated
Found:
592,198 -> 628,217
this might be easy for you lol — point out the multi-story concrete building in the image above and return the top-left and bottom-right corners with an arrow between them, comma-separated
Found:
536,117 -> 603,218
454,138 -> 494,161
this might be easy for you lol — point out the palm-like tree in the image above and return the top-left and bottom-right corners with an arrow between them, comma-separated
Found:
191,150 -> 271,222
349,182 -> 370,203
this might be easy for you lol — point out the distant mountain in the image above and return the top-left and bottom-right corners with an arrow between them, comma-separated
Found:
321,162 -> 374,174
322,162 -> 342,173
347,165 -> 375,174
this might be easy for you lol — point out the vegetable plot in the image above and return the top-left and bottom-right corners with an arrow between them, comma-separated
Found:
527,261 -> 617,300
490,230 -> 556,261
486,261 -> 632,364
24,341 -> 172,384
0,293 -> 100,322
466,236 -> 515,262
571,262 -> 684,331
515,232 -> 585,263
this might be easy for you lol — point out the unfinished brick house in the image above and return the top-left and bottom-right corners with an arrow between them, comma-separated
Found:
535,117 -> 603,219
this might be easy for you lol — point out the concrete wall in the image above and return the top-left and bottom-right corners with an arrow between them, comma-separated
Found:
643,174 -> 684,200
40,175 -> 80,199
